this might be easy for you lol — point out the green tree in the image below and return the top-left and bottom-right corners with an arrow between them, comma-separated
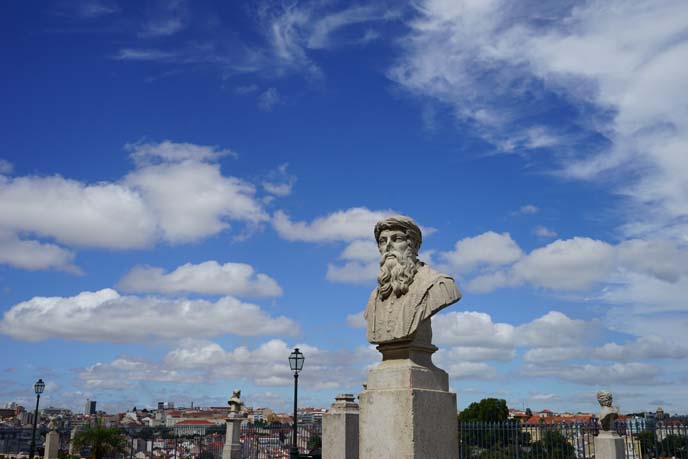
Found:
459,398 -> 509,422
72,420 -> 127,459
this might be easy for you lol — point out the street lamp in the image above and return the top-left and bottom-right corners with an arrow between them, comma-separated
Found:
288,348 -> 304,459
29,378 -> 45,459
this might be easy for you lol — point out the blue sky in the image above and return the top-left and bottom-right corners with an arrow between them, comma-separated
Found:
1,0 -> 688,415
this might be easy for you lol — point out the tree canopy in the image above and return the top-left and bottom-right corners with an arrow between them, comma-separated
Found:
459,398 -> 509,422
72,420 -> 127,459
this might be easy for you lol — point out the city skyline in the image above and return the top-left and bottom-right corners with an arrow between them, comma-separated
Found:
1,0 -> 687,414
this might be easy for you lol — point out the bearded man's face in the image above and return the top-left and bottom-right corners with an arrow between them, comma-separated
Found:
377,229 -> 419,300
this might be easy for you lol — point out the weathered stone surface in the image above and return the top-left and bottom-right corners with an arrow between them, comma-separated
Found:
595,432 -> 625,459
44,430 -> 60,459
323,394 -> 359,459
222,390 -> 245,459
359,216 -> 460,459
365,216 -> 461,345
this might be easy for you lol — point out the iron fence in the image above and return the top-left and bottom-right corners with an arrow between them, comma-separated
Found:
121,423 -> 321,459
458,420 -> 688,459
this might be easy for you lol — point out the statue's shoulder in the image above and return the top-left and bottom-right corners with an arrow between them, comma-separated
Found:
415,264 -> 455,285
416,264 -> 461,305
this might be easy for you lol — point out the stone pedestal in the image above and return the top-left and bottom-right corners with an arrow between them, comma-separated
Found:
44,430 -> 59,459
323,394 -> 359,459
222,413 -> 244,459
68,428 -> 77,456
359,341 -> 458,459
595,431 -> 625,459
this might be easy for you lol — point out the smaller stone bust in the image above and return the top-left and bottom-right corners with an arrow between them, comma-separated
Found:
597,391 -> 619,431
228,389 -> 242,413
48,417 -> 58,431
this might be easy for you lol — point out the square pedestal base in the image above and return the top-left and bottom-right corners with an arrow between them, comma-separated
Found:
594,433 -> 625,459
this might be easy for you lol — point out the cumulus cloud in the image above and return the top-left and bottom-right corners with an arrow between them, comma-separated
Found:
262,163 -> 296,197
434,310 -> 595,349
0,141 -> 269,271
272,208 -> 394,242
163,339 -> 375,389
0,232 -> 79,273
126,140 -> 236,166
346,311 -> 366,328
533,226 -> 557,238
126,160 -> 267,243
117,261 -> 282,297
258,88 -> 281,111
0,159 -> 13,175
79,357 -> 197,389
593,336 -> 688,362
0,175 -> 156,249
0,289 -> 297,342
525,362 -> 661,385
441,231 -> 523,274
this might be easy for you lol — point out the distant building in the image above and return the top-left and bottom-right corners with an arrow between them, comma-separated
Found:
84,400 -> 97,416
158,402 -> 165,411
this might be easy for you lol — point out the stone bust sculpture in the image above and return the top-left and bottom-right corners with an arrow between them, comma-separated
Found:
364,215 -> 461,345
597,390 -> 619,431
228,389 -> 242,413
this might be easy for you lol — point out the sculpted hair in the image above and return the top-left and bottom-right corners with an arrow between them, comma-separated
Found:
374,215 -> 422,255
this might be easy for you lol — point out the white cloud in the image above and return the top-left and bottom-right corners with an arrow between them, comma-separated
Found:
519,204 -> 539,215
525,362 -> 660,385
117,261 -> 282,298
0,232 -> 79,273
126,140 -> 236,166
262,163 -> 296,197
346,311 -> 366,328
114,49 -> 178,61
340,240 -> 379,262
326,261 -> 378,284
434,310 -> 595,349
390,0 -> 688,240
442,361 -> 498,380
79,357 -> 196,389
163,339 -> 374,389
258,87 -> 281,111
0,141 -> 268,271
441,231 -> 523,274
0,174 -> 157,249
307,6 -> 388,49
533,226 -> 557,238
523,347 -> 583,364
512,238 -> 615,290
0,289 -> 297,342
272,208 -> 394,242
593,336 -> 688,362
125,160 -> 267,243
433,311 -> 515,348
0,159 -> 13,175
517,311 -> 592,348
137,0 -> 188,38
439,346 -> 516,363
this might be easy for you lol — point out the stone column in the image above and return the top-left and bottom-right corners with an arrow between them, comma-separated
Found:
43,430 -> 59,459
221,413 -> 244,459
323,394 -> 359,459
359,341 -> 458,459
595,431 -> 625,459
68,428 -> 77,456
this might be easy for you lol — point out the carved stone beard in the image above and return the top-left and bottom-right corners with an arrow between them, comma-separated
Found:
377,246 -> 419,301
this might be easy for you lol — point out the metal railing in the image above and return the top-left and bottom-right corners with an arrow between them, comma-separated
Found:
458,421 -> 596,459
458,420 -> 688,459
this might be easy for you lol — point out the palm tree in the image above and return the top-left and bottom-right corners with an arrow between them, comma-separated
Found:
72,420 -> 127,459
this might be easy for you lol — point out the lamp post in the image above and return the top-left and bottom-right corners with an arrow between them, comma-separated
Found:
29,378 -> 45,459
288,348 -> 304,459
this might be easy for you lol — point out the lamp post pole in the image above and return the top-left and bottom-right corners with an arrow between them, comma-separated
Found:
29,379 -> 45,459
288,348 -> 304,459
291,370 -> 299,459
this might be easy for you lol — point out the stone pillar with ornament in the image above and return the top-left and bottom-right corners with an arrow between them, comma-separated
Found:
222,390 -> 245,459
